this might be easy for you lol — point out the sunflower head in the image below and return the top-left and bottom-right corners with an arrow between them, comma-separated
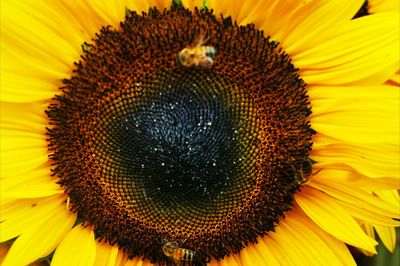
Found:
45,5 -> 314,263
4,0 -> 397,265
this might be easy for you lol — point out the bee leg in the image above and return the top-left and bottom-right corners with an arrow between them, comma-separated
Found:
199,57 -> 214,67
207,58 -> 214,66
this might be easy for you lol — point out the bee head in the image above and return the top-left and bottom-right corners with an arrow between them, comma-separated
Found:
177,48 -> 193,66
162,240 -> 178,257
300,159 -> 313,177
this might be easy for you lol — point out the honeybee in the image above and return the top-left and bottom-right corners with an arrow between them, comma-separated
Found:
162,240 -> 206,266
177,36 -> 216,68
289,159 -> 321,188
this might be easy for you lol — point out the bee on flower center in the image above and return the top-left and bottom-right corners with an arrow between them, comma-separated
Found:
289,159 -> 321,189
177,36 -> 216,68
162,239 -> 207,266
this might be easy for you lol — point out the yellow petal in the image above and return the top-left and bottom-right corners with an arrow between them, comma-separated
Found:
359,222 -> 376,256
246,238 -> 279,266
240,242 -> 271,266
297,214 -> 357,265
309,86 -> 399,145
304,164 -> 399,190
369,0 -> 400,13
295,186 -> 378,253
1,147 -> 49,175
56,0 -> 169,36
280,207 -> 356,265
310,178 -> 400,218
311,131 -> 400,178
213,0 -> 319,47
229,254 -> 242,266
1,102 -> 50,177
62,0 -> 170,33
298,13 -> 399,85
131,257 -> 153,266
1,71 -> 63,103
1,1 -> 80,102
267,224 -> 311,266
309,85 -> 399,117
386,70 -> 400,86
0,197 -> 51,222
311,141 -> 399,178
115,250 -> 152,266
294,22 -> 396,69
311,114 -> 399,146
0,102 -> 47,134
214,253 -> 241,266
294,13 -> 399,79
257,236 -> 295,265
375,190 -> 400,207
181,0 -> 203,10
51,225 -> 96,266
230,0 -> 275,27
260,0 -> 323,44
142,260 -> 156,266
205,0 -> 240,21
307,60 -> 398,86
1,173 -> 62,199
336,201 -> 400,227
1,0 -> 165,103
209,257 -> 224,266
0,176 -> 64,200
309,84 -> 399,99
115,250 -> 134,266
94,240 -> 119,266
2,204 -> 76,266
283,0 -> 365,55
145,0 -> 171,10
375,225 -> 397,252
0,194 -> 65,242
1,163 -> 59,200
209,258 -> 220,266
78,1 -> 127,28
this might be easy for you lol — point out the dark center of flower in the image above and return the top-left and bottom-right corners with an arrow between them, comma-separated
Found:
47,5 -> 314,264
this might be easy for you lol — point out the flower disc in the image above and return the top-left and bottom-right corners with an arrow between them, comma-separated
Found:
46,6 -> 314,264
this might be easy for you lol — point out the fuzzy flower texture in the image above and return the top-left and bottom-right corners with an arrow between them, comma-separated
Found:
1,0 -> 399,266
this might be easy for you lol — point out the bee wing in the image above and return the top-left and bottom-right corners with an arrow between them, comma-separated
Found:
196,35 -> 210,47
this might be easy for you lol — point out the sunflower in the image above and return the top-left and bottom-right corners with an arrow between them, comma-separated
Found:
1,0 -> 399,265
